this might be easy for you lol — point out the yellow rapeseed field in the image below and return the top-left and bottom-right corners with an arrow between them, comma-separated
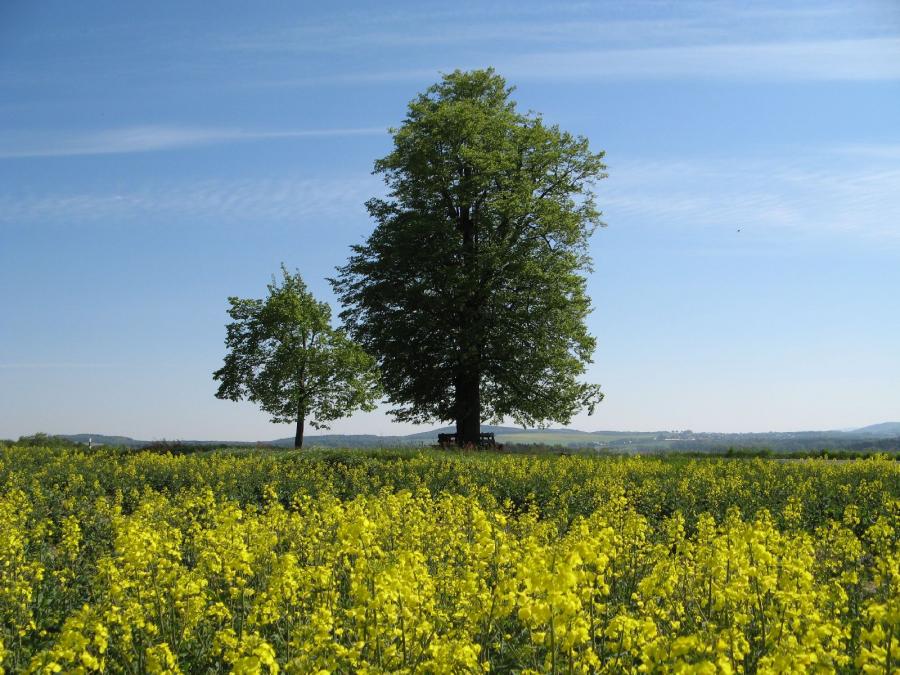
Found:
1,446 -> 898,673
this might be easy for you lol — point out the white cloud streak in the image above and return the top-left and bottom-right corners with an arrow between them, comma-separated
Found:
0,363 -> 117,368
0,175 -> 380,225
503,38 -> 900,82
0,125 -> 386,159
233,1 -> 873,54
1,150 -> 896,245
600,153 -> 900,243
831,143 -> 900,160
235,0 -> 900,84
259,37 -> 900,87
234,17 -> 714,53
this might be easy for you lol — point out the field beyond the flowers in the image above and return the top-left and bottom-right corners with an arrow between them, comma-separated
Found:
1,446 -> 899,673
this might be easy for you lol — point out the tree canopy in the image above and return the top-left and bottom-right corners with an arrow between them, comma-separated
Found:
332,69 -> 606,444
214,266 -> 381,448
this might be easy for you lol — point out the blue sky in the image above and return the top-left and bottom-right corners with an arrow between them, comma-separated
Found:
1,0 -> 898,440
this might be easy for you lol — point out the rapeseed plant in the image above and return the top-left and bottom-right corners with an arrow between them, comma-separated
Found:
1,447 -> 898,672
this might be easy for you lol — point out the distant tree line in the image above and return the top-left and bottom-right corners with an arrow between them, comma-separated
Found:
1,433 -> 85,448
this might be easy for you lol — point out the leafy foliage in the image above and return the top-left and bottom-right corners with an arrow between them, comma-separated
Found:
333,69 -> 606,434
214,266 -> 380,446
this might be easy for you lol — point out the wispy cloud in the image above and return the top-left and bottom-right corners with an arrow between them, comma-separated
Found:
260,37 -> 900,87
236,0 -> 899,84
233,1 -> 871,54
600,152 -> 900,243
831,143 -> 900,160
0,363 -> 117,368
0,175 -> 380,224
2,150 -> 896,246
235,17 -> 714,53
503,38 -> 900,82
0,125 -> 386,159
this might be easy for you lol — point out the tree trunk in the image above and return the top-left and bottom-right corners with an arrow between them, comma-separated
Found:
455,197 -> 482,447
295,369 -> 306,449
294,411 -> 305,449
455,369 -> 481,446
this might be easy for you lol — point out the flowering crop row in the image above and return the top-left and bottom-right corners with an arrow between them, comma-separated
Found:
1,447 -> 899,673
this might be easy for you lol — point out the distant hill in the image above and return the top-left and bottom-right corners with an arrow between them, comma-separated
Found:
854,422 -> 900,436
61,434 -> 262,448
402,425 -> 527,440
49,422 -> 900,452
63,434 -> 155,447
268,434 -> 409,448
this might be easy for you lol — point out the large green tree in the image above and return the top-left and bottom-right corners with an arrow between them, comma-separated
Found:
332,69 -> 606,445
214,266 -> 381,448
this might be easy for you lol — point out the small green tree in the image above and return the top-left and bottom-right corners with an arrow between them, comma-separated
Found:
213,266 -> 381,448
